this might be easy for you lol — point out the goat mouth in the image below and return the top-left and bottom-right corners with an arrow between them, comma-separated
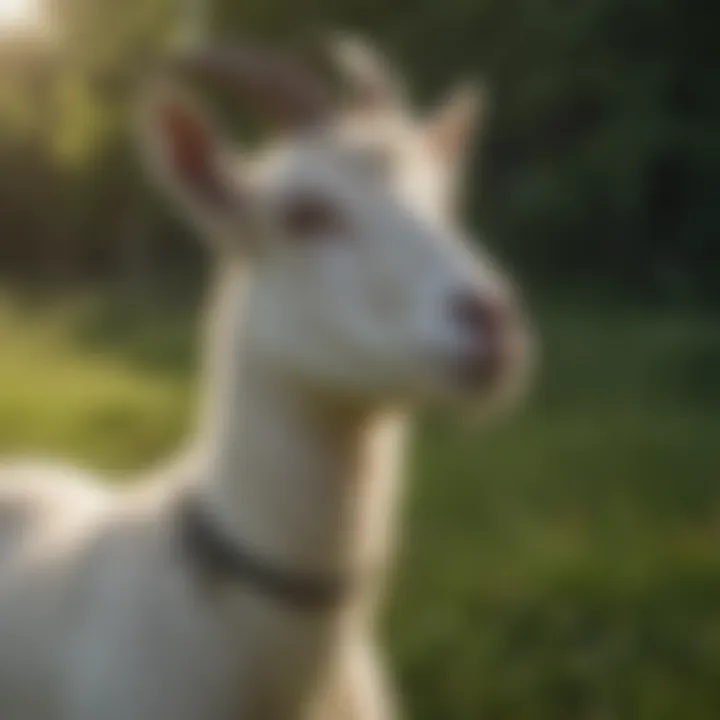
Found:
452,348 -> 507,392
443,333 -> 529,398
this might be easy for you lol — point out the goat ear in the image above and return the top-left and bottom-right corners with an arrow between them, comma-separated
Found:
425,81 -> 486,163
330,33 -> 405,113
138,81 -> 242,236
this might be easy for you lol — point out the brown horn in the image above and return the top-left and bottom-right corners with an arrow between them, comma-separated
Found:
169,45 -> 332,129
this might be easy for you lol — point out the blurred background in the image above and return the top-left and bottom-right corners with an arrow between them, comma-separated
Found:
0,0 -> 719,717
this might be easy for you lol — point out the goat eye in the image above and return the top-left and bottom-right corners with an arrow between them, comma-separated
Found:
282,196 -> 345,239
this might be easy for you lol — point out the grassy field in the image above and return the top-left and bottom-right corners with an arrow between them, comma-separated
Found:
1,292 -> 719,719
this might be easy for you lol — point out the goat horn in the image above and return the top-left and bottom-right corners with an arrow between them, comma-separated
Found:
168,45 -> 332,129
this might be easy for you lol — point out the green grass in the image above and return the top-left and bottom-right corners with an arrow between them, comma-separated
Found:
0,292 -> 195,469
1,293 -> 719,719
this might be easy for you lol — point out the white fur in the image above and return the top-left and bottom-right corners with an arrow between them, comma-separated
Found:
0,37 -> 531,720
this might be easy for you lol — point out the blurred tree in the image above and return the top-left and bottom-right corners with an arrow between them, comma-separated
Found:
0,0 -> 717,302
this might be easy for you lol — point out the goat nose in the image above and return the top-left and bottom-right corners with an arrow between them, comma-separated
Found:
449,290 -> 509,341
447,290 -> 517,389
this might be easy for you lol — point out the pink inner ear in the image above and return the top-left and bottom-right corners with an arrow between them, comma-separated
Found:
158,99 -> 229,206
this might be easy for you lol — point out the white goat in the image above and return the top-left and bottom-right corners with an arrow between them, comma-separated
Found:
0,37 -> 531,720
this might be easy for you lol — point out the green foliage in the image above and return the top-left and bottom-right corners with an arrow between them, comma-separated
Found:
0,0 -> 718,299
0,294 -> 719,717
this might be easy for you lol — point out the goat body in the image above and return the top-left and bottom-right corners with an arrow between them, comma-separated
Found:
0,35 -> 531,720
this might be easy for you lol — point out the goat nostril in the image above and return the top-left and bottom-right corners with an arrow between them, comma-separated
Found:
447,291 -> 518,389
450,292 -> 507,338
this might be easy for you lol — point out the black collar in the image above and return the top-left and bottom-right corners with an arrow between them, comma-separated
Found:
177,494 -> 353,612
